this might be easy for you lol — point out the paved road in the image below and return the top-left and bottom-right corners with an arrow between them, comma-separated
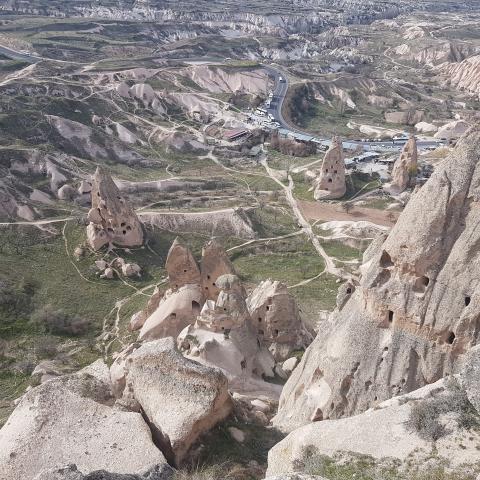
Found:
0,45 -> 443,152
263,64 -> 442,152
0,45 -> 42,63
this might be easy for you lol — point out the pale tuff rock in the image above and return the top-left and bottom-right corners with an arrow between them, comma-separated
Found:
95,257 -> 141,279
112,338 -> 233,467
33,463 -> 174,480
57,184 -> 77,201
78,180 -> 92,195
434,119 -> 470,141
441,55 -> 480,98
386,136 -> 418,194
415,121 -> 438,134
121,262 -> 142,278
274,127 -> 480,431
247,279 -> 313,361
86,167 -> 144,250
178,274 -> 281,399
313,137 -> 346,200
336,280 -> 355,310
384,110 -> 424,126
132,239 -> 235,342
129,286 -> 163,332
460,345 -> 480,414
0,372 -> 166,480
268,379 -> 480,477
138,284 -> 204,341
200,239 -> 237,300
165,237 -> 201,290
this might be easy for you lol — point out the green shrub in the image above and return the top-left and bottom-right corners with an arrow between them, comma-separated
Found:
407,379 -> 480,441
30,305 -> 89,336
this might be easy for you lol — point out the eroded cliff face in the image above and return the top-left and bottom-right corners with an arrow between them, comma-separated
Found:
0,1 -> 455,35
274,126 -> 480,432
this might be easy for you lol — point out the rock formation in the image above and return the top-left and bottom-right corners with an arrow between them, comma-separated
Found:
178,274 -> 280,396
384,109 -> 424,125
200,239 -> 237,300
440,55 -> 480,98
460,344 -> 480,414
131,238 -> 239,342
33,464 -> 174,480
0,364 -> 167,480
247,280 -> 313,361
86,167 -> 144,250
268,378 -> 480,477
110,338 -> 233,467
313,137 -> 346,200
138,284 -> 204,341
386,136 -> 418,194
165,237 -> 201,289
434,119 -> 471,141
274,127 -> 480,431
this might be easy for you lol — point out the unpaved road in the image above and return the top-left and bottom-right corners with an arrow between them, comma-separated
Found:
298,200 -> 397,227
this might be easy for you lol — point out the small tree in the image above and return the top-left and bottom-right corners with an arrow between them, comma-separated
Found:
341,202 -> 354,214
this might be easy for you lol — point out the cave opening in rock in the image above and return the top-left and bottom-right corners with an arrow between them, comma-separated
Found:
447,331 -> 456,344
465,296 -> 471,306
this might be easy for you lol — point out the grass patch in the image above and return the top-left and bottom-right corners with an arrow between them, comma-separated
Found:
321,240 -> 364,262
297,449 -> 479,480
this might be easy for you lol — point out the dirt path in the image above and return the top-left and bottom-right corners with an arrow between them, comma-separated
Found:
260,156 -> 344,278
298,200 -> 397,227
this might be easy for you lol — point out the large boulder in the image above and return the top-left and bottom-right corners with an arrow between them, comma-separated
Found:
247,279 -> 313,361
0,371 -> 166,480
113,338 -> 233,467
268,379 -> 480,477
384,110 -> 424,125
313,137 -> 346,200
138,284 -> 204,341
434,120 -> 470,141
86,167 -> 144,250
274,126 -> 480,431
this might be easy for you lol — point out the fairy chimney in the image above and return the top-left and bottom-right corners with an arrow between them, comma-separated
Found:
86,167 -> 144,250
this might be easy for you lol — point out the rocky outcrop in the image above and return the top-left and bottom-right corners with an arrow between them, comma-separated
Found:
441,55 -> 480,98
111,338 -> 233,467
313,137 -> 346,200
247,280 -> 313,361
415,121 -> 438,134
138,284 -> 204,341
140,208 -> 256,240
178,274 -> 281,398
386,136 -> 418,194
33,464 -> 173,480
384,110 -> 424,125
274,127 -> 480,431
435,120 -> 470,141
200,239 -> 237,300
268,378 -> 480,477
460,345 -> 480,414
165,237 -> 201,290
86,167 -> 144,250
0,367 -> 167,480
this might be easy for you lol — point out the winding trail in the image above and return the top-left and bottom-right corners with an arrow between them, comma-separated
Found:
260,155 -> 345,279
